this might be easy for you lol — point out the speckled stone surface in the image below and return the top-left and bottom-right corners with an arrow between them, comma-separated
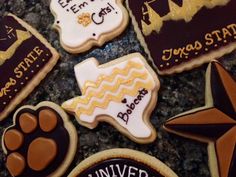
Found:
0,1 -> 236,177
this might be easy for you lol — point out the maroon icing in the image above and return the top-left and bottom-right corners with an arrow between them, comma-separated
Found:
77,158 -> 165,177
128,0 -> 236,72
0,20 -> 19,51
0,16 -> 53,114
164,62 -> 236,177
5,107 -> 70,177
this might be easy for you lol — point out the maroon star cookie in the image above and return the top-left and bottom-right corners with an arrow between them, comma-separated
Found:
127,0 -> 236,74
164,61 -> 236,177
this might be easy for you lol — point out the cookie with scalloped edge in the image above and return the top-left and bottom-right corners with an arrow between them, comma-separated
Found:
50,0 -> 129,53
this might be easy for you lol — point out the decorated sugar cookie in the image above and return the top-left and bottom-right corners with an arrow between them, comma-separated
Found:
0,14 -> 59,121
62,53 -> 160,144
68,149 -> 179,177
127,0 -> 236,74
164,61 -> 236,177
2,102 -> 78,177
50,0 -> 129,53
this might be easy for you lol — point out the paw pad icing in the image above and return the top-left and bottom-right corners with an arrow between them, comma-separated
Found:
50,0 -> 129,53
62,53 -> 160,144
2,102 -> 78,177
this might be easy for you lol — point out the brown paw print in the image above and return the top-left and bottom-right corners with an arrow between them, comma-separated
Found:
3,105 -> 71,177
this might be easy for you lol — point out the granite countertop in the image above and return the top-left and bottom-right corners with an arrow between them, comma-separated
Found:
0,0 -> 235,177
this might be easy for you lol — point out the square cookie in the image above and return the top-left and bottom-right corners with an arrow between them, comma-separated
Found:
0,14 -> 59,121
127,0 -> 236,74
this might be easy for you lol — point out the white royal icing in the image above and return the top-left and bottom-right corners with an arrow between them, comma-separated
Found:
62,54 -> 159,139
50,0 -> 125,48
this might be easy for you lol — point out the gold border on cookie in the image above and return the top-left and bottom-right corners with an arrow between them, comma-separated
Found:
68,148 -> 179,177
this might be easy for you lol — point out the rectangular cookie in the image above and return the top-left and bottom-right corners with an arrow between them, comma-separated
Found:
126,0 -> 236,74
0,14 -> 59,121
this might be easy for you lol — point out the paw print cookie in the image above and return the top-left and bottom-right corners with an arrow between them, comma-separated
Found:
50,0 -> 129,53
2,102 -> 78,177
62,53 -> 160,144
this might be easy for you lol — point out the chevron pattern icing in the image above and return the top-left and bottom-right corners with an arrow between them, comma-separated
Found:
67,71 -> 149,110
62,54 -> 160,141
81,61 -> 143,94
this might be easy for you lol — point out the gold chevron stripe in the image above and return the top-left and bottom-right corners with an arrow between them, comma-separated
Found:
81,61 -> 144,94
67,71 -> 148,109
63,80 -> 154,117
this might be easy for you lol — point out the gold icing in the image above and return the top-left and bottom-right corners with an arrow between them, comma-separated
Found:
63,80 -> 154,116
78,13 -> 92,27
62,60 -> 156,116
0,30 -> 32,65
65,71 -> 148,106
82,61 -> 143,94
141,0 -> 230,36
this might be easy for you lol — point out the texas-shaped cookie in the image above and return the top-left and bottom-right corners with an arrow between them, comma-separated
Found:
50,0 -> 129,53
62,53 -> 160,144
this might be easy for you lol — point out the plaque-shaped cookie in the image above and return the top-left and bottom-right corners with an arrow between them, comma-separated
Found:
50,0 -> 129,53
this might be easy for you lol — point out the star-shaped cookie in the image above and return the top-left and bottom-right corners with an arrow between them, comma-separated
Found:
164,61 -> 236,177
